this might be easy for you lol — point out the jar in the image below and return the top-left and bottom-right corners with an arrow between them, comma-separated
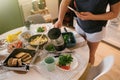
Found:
48,28 -> 65,51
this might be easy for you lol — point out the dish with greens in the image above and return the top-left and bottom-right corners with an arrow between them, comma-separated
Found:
56,54 -> 78,71
44,43 -> 56,53
62,32 -> 76,48
37,26 -> 47,32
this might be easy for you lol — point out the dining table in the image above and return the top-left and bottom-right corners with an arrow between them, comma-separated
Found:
0,23 -> 89,80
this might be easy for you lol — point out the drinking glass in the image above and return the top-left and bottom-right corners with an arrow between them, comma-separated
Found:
44,57 -> 55,72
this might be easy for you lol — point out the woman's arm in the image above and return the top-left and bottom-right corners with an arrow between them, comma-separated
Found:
75,2 -> 120,20
58,0 -> 71,22
94,2 -> 120,20
54,0 -> 71,28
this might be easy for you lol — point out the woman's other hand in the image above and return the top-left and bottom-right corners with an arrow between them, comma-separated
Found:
75,12 -> 95,20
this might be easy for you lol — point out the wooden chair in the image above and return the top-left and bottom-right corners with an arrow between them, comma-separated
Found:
79,55 -> 114,80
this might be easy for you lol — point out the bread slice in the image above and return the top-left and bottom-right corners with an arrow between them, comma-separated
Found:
22,55 -> 32,62
11,58 -> 18,66
7,58 -> 18,66
7,58 -> 13,66
17,58 -> 22,66
21,53 -> 30,60
15,52 -> 26,58
23,58 -> 32,64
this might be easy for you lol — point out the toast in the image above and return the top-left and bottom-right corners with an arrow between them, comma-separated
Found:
17,58 -> 22,66
7,58 -> 18,67
7,52 -> 33,67
15,52 -> 26,58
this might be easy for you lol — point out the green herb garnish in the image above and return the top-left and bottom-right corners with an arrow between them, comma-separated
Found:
45,57 -> 54,64
45,44 -> 55,52
58,54 -> 73,66
37,27 -> 45,32
63,34 -> 70,43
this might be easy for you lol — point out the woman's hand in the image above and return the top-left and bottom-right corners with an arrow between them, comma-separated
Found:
75,12 -> 95,20
54,20 -> 63,28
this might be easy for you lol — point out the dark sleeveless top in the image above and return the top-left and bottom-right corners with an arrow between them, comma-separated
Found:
75,0 -> 120,33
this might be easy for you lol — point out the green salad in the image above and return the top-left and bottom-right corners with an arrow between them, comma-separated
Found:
37,26 -> 46,32
63,34 -> 70,43
58,54 -> 73,66
45,44 -> 55,52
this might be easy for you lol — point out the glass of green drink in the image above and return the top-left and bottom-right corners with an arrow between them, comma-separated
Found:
44,57 -> 55,71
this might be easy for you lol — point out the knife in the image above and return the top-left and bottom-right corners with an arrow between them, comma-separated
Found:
53,50 -> 75,58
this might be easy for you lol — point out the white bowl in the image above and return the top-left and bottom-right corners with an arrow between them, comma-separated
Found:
19,31 -> 32,41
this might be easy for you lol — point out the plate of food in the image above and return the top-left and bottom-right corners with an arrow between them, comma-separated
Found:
19,31 -> 32,41
28,34 -> 48,48
44,43 -> 56,53
56,54 -> 78,71
7,40 -> 23,53
2,48 -> 36,71
35,25 -> 49,33
62,32 -> 76,48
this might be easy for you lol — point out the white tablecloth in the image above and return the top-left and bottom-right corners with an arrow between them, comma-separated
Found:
0,23 -> 89,80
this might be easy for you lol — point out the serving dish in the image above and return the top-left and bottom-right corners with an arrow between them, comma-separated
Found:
2,48 -> 36,72
56,55 -> 78,71
19,31 -> 32,41
36,26 -> 47,32
35,25 -> 49,34
28,34 -> 48,48
7,40 -> 23,53
62,32 -> 76,48
44,43 -> 56,53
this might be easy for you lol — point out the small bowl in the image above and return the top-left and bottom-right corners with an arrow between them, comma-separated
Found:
44,43 -> 56,53
36,26 -> 47,33
7,40 -> 23,53
62,32 -> 76,48
28,34 -> 48,48
19,31 -> 32,41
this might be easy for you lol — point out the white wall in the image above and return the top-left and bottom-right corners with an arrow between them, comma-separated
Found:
18,0 -> 32,19
45,0 -> 58,19
18,0 -> 58,20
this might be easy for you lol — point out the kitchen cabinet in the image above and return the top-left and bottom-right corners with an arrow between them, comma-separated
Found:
45,0 -> 58,20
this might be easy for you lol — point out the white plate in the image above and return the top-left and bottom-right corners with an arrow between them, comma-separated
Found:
35,24 -> 50,34
19,30 -> 33,41
56,55 -> 78,71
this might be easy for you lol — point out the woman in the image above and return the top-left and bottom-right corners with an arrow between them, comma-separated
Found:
54,0 -> 120,65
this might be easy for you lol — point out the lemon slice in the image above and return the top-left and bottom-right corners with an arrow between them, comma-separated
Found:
6,34 -> 13,42
6,31 -> 22,42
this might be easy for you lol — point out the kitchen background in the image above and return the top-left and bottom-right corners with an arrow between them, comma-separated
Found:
0,0 -> 120,49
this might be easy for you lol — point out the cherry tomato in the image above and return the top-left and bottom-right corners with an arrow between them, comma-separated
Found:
60,66 -> 70,70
